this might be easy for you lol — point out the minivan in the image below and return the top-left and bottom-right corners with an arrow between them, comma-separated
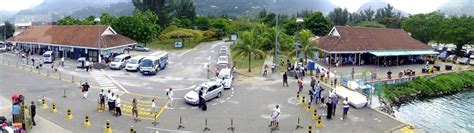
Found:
125,55 -> 146,71
139,56 -> 160,75
42,51 -> 55,63
109,54 -> 131,69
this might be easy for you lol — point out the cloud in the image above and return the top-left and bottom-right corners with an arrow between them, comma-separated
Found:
330,0 -> 449,14
0,0 -> 43,11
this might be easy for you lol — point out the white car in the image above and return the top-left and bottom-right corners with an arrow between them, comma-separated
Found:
184,82 -> 224,105
216,68 -> 233,89
109,54 -> 131,69
125,55 -> 146,71
470,55 -> 474,66
0,45 -> 6,52
217,56 -> 229,64
76,57 -> 87,68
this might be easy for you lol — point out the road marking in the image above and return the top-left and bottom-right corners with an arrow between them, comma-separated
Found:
179,107 -> 186,110
155,101 -> 169,119
212,103 -> 217,106
167,85 -> 196,91
208,56 -> 211,60
100,69 -> 130,93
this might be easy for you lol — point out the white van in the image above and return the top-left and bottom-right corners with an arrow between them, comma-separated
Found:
139,56 -> 160,75
125,55 -> 146,71
216,68 -> 233,89
42,51 -> 55,63
109,54 -> 131,69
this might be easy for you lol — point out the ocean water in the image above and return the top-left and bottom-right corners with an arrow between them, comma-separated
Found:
394,89 -> 474,132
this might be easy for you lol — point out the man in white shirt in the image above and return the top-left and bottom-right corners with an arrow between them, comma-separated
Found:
269,105 -> 281,129
115,95 -> 121,116
61,57 -> 65,66
167,88 -> 173,107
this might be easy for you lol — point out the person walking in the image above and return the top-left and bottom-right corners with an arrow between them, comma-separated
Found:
61,57 -> 64,66
115,95 -> 121,117
351,67 -> 355,80
82,82 -> 90,99
282,72 -> 288,87
341,97 -> 350,120
313,82 -> 320,105
85,60 -> 90,72
331,95 -> 339,116
269,105 -> 280,129
31,58 -> 35,66
198,90 -> 204,109
201,91 -> 207,111
132,98 -> 139,121
110,93 -> 116,115
298,78 -> 303,93
263,64 -> 268,76
30,101 -> 36,126
167,88 -> 174,107
99,89 -> 105,111
151,98 -> 157,115
326,98 -> 333,120
207,64 -> 210,79
320,89 -> 326,107
310,76 -> 316,89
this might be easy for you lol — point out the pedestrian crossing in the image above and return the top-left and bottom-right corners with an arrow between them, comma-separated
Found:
90,70 -> 125,95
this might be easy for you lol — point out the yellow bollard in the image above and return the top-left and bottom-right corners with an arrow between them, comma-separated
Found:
324,78 -> 328,84
51,103 -> 57,113
296,92 -> 300,101
84,115 -> 91,127
331,80 -> 334,87
130,126 -> 134,133
65,108 -> 73,120
306,104 -> 311,112
308,124 -> 312,133
299,96 -> 306,106
312,109 -> 318,120
104,120 -> 112,133
316,119 -> 323,128
41,98 -> 48,108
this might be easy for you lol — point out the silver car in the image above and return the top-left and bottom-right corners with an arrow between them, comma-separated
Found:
184,82 -> 224,105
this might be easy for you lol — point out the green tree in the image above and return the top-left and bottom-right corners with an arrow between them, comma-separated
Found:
357,21 -> 386,28
173,0 -> 196,22
58,16 -> 80,25
1,21 -> 15,40
113,11 -> 160,46
100,13 -> 118,26
401,12 -> 445,44
444,16 -> 474,56
232,30 -> 265,72
133,0 -> 173,28
195,16 -> 211,30
328,7 -> 350,26
303,12 -> 333,36
211,18 -> 230,39
294,29 -> 318,63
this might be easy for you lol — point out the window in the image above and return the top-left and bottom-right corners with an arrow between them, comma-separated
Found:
207,85 -> 216,92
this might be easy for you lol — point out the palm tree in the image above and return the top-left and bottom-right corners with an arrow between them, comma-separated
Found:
293,29 -> 318,63
232,30 -> 265,72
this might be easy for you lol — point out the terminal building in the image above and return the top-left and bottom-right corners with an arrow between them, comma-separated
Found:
317,26 -> 438,67
8,25 -> 137,62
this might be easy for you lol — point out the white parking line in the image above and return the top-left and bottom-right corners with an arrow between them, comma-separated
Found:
101,69 -> 130,93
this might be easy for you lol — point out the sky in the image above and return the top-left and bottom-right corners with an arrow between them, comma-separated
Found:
0,0 -> 43,11
329,0 -> 450,14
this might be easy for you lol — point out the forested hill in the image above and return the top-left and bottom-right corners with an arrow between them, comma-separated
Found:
439,0 -> 474,16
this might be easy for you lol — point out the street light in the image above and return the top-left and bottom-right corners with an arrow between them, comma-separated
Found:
273,0 -> 279,73
94,17 -> 101,63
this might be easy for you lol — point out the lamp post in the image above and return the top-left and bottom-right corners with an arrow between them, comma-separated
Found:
273,0 -> 279,72
94,17 -> 101,63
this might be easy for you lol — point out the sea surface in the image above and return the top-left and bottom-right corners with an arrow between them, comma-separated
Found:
394,89 -> 474,132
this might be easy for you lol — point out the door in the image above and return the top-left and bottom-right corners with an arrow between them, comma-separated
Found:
206,86 -> 217,100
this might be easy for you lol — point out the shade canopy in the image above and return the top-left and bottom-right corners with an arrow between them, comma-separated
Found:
369,50 -> 439,57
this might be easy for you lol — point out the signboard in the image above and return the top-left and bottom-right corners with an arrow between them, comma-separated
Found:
231,34 -> 237,41
307,61 -> 315,71
174,42 -> 183,48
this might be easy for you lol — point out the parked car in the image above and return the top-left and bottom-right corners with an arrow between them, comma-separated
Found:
446,55 -> 457,62
125,55 -> 146,71
219,47 -> 228,56
438,51 -> 449,61
109,54 -> 131,69
470,55 -> 474,66
76,57 -> 87,68
216,68 -> 233,89
217,56 -> 229,64
0,44 -> 6,52
457,57 -> 469,65
134,44 -> 150,52
184,82 -> 224,105
42,51 -> 55,63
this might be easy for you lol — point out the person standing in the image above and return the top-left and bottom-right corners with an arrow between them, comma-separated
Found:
110,93 -> 116,115
263,64 -> 268,76
99,89 -> 105,111
115,95 -> 121,117
12,103 -> 20,123
331,95 -> 339,116
298,78 -> 303,93
151,98 -> 157,115
61,57 -> 64,66
201,91 -> 207,111
282,72 -> 288,87
314,82 -> 320,105
31,58 -> 35,66
341,97 -> 349,120
310,77 -> 316,89
132,98 -> 138,121
320,89 -> 326,107
85,60 -> 90,72
106,90 -> 112,112
198,90 -> 204,109
351,67 -> 355,80
167,88 -> 174,107
269,105 -> 280,129
30,101 -> 36,126
326,98 -> 333,120
207,64 -> 210,79
82,82 -> 89,99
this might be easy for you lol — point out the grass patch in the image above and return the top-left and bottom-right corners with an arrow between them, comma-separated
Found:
381,70 -> 474,105
232,54 -> 265,73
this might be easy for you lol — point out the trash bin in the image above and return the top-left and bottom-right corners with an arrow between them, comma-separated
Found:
434,65 -> 440,71
445,65 -> 452,70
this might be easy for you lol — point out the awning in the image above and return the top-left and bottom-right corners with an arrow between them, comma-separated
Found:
369,50 -> 439,57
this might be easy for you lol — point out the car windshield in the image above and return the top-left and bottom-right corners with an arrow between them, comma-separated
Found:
193,85 -> 206,92
113,58 -> 121,62
218,74 -> 230,79
141,60 -> 153,67
43,54 -> 50,57
129,59 -> 139,64
218,64 -> 228,69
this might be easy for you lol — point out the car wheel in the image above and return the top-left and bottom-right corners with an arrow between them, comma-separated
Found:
217,92 -> 222,98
